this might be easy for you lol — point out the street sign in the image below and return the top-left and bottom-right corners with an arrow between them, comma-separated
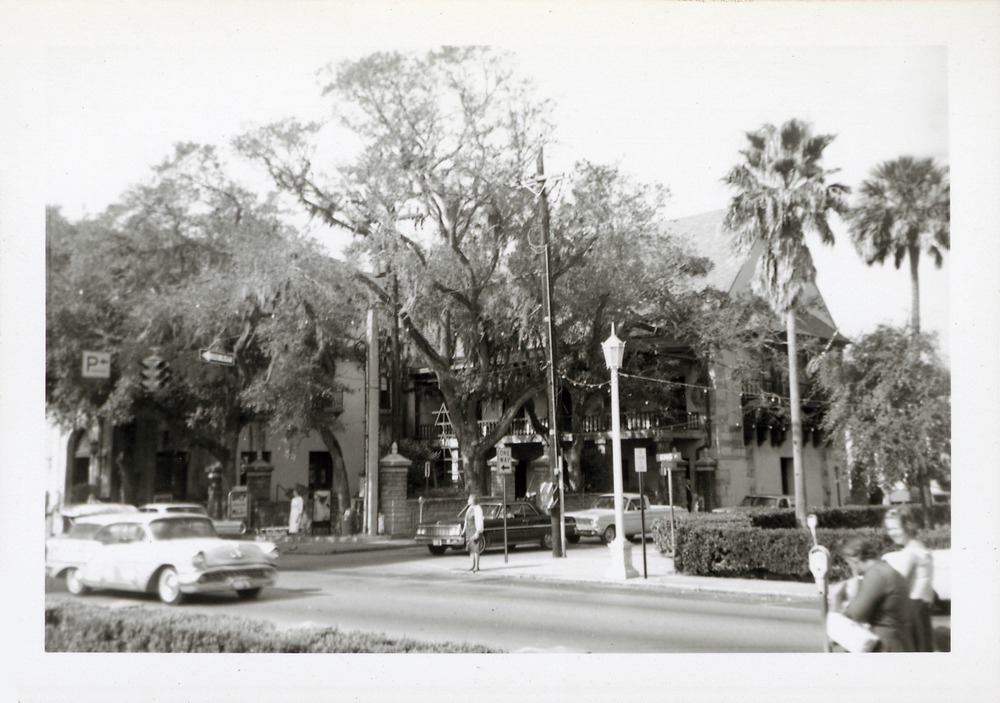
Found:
200,349 -> 236,366
634,447 -> 647,473
657,451 -> 683,476
496,446 -> 513,475
82,351 -> 111,379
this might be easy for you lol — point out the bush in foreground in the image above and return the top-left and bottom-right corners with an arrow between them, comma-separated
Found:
45,599 -> 500,653
651,517 -> 951,582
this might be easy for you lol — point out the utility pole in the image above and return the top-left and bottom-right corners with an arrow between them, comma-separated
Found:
364,309 -> 380,536
537,147 -> 565,558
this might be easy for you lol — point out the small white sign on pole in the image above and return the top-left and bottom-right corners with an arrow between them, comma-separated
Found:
496,446 -> 513,475
82,351 -> 111,379
634,447 -> 647,473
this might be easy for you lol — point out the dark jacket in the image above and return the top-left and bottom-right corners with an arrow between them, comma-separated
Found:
844,560 -> 915,652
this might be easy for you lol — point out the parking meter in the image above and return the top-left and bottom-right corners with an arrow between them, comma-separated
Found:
806,513 -> 831,652
809,545 -> 830,586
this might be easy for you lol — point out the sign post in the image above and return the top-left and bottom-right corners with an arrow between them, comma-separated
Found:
633,447 -> 649,578
657,449 -> 683,555
497,447 -> 513,563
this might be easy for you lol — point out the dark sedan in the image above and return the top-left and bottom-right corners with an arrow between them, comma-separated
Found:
415,499 -> 578,555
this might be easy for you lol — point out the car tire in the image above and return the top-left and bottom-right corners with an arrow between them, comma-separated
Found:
601,525 -> 616,544
427,545 -> 447,556
65,568 -> 89,596
567,534 -> 581,544
542,531 -> 553,550
236,588 -> 262,600
157,567 -> 184,606
474,535 -> 487,554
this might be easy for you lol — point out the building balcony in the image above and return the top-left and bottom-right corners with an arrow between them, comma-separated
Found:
412,411 -> 704,443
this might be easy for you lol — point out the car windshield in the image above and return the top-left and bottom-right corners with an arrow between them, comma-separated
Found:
593,496 -> 616,510
66,524 -> 103,540
149,517 -> 217,540
740,496 -> 770,507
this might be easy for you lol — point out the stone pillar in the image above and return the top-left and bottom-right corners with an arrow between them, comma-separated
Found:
529,451 -> 553,498
205,463 -> 224,519
244,459 -> 274,503
378,443 -> 412,536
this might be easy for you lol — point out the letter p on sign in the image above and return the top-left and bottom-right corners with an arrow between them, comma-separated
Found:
82,351 -> 111,379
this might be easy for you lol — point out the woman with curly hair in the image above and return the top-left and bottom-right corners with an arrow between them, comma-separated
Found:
883,507 -> 936,651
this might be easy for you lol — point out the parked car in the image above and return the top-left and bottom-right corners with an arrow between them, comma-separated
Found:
415,499 -> 578,555
712,494 -> 795,513
57,502 -> 139,533
45,512 -> 279,605
564,492 -> 684,544
138,502 -> 247,537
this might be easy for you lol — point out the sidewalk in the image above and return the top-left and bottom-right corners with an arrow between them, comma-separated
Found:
271,533 -> 821,603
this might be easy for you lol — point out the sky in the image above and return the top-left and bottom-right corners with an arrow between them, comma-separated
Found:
2,1 -> 999,700
36,20 -> 953,353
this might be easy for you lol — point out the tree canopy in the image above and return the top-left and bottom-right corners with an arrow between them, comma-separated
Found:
847,156 -> 950,335
46,144 -> 363,509
815,325 -> 950,515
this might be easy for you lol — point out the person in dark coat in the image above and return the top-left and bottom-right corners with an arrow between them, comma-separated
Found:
838,536 -> 915,652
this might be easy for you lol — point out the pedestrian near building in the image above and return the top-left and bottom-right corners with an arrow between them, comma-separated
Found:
832,536 -> 915,652
288,487 -> 304,551
465,494 -> 485,573
882,506 -> 936,651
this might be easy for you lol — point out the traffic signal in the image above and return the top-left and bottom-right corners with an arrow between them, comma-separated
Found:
140,354 -> 171,392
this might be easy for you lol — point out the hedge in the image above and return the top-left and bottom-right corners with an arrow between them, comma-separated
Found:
650,518 -> 951,582
748,504 -> 951,530
45,599 -> 500,653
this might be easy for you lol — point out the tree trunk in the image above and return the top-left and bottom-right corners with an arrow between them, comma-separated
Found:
909,243 -> 921,335
459,443 -> 490,496
564,435 -> 584,494
316,424 -> 352,518
787,310 -> 808,526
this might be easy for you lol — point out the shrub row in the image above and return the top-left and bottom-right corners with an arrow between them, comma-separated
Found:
747,503 -> 951,530
650,518 -> 951,582
45,599 -> 500,653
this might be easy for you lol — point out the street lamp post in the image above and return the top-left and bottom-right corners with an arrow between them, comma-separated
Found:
602,325 -> 639,580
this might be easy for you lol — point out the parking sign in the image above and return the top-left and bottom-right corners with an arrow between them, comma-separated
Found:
82,351 -> 111,379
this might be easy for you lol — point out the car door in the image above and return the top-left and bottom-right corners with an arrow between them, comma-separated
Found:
506,503 -> 534,545
86,523 -> 137,588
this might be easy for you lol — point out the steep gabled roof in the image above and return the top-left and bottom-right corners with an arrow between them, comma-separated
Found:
665,209 -> 846,342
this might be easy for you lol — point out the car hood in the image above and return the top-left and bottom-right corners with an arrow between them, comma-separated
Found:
153,538 -> 276,565
563,508 -> 606,520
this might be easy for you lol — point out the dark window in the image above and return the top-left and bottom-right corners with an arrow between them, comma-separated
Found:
781,458 -> 794,496
308,452 -> 333,493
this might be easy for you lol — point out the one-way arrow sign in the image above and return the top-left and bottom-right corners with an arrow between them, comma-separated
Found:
200,349 -> 236,366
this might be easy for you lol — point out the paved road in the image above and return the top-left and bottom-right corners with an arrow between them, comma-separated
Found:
47,545 -> 830,652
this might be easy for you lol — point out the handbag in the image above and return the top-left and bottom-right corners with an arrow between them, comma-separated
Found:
826,612 -> 881,653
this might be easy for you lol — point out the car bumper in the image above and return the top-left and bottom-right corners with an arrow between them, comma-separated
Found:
415,537 -> 465,548
180,566 -> 277,593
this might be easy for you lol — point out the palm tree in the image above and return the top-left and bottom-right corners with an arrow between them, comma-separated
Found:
723,119 -> 849,526
847,156 -> 950,335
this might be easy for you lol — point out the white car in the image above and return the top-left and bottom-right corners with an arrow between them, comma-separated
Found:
45,512 -> 278,605
565,493 -> 685,544
139,502 -> 247,537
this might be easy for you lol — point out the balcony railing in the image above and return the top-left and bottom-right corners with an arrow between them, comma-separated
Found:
414,411 -> 704,442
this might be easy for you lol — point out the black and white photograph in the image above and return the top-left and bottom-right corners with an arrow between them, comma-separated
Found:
2,0 -> 998,701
